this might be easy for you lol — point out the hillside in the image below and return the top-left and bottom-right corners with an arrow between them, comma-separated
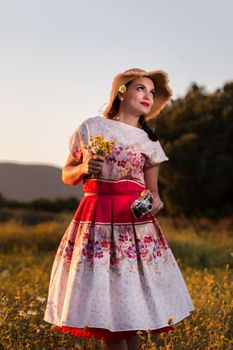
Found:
0,162 -> 83,202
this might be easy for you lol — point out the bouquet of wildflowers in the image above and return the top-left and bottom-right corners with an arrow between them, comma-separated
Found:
84,135 -> 116,178
84,135 -> 116,156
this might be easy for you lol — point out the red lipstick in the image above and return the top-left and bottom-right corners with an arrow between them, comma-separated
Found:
141,102 -> 150,107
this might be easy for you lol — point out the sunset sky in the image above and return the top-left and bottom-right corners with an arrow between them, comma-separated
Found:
1,0 -> 232,167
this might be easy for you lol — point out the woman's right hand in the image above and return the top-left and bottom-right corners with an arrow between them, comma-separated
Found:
81,155 -> 105,176
62,153 -> 105,185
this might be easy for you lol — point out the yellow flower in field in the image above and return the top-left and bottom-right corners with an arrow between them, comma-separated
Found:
36,296 -> 46,303
18,310 -> 27,317
167,316 -> 173,325
27,310 -> 37,316
166,344 -> 173,349
51,325 -> 60,330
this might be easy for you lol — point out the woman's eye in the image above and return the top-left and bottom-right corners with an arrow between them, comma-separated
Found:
137,86 -> 155,97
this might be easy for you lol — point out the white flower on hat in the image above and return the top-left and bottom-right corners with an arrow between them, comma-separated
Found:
118,84 -> 126,94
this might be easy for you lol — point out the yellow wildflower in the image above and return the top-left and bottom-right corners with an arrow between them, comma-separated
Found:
167,316 -> 173,325
86,134 -> 116,157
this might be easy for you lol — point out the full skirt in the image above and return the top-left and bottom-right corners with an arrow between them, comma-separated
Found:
43,179 -> 195,341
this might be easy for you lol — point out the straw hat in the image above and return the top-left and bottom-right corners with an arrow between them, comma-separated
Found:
103,68 -> 173,121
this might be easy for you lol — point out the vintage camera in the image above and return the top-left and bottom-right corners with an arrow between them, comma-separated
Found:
130,189 -> 154,219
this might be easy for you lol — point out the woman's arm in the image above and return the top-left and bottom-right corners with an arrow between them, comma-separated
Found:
144,164 -> 159,194
62,153 -> 85,186
144,165 -> 164,215
62,153 -> 105,186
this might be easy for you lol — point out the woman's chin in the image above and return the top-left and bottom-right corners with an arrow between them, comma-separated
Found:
138,106 -> 151,115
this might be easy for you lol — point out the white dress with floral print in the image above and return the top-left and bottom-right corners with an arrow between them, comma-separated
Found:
43,115 -> 195,333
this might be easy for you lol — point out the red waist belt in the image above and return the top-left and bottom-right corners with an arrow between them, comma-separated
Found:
83,179 -> 145,196
84,191 -> 141,196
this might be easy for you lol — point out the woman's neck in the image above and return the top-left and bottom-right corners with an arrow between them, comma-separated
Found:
114,113 -> 141,128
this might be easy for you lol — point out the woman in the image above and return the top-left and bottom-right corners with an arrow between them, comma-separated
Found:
43,68 -> 195,350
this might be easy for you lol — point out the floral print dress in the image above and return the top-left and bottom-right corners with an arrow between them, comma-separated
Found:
43,115 -> 195,341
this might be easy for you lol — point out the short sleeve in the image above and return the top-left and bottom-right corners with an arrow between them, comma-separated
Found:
68,121 -> 88,162
143,140 -> 169,168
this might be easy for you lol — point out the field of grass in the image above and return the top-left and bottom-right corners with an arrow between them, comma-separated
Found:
0,213 -> 232,349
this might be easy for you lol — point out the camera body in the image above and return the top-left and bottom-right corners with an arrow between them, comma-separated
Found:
130,189 -> 154,219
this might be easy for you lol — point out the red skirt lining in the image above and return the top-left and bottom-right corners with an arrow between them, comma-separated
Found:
54,325 -> 174,341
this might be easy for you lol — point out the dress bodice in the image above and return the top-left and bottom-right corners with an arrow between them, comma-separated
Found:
68,115 -> 169,185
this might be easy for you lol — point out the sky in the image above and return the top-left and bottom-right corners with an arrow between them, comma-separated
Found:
0,0 -> 232,168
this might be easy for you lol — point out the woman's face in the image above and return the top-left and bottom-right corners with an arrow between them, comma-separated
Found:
118,76 -> 155,117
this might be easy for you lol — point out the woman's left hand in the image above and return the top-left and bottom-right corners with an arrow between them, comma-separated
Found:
150,191 -> 164,216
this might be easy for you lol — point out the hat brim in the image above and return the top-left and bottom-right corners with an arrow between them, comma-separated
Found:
103,68 -> 173,121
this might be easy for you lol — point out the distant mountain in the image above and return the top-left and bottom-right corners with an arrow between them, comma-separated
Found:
0,162 -> 83,202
